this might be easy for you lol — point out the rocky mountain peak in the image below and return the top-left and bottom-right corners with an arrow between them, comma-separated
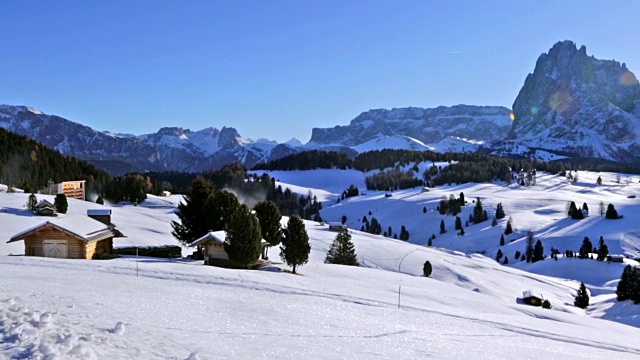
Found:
218,126 -> 242,149
509,40 -> 640,162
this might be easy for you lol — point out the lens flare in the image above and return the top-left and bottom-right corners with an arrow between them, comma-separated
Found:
529,106 -> 538,115
509,113 -> 515,121
548,92 -> 570,112
619,71 -> 638,86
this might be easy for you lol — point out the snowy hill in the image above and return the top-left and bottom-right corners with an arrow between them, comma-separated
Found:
2,192 -> 640,357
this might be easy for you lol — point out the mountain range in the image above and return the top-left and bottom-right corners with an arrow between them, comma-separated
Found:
2,40 -> 640,175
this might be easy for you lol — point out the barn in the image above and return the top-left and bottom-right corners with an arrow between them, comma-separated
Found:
7,216 -> 117,259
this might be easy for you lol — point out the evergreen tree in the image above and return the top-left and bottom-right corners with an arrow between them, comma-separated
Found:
459,192 -> 465,206
525,231 -> 534,263
427,237 -> 432,247
454,216 -> 462,230
515,250 -> 521,259
599,201 -> 605,217
472,197 -> 484,223
280,215 -> 311,274
171,176 -> 214,246
503,256 -> 509,265
496,249 -> 503,262
532,239 -> 544,262
341,215 -> 347,225
500,234 -> 505,246
491,217 -> 498,226
606,204 -> 620,219
325,230 -> 359,266
542,299 -> 551,309
224,204 -> 262,269
579,237 -> 593,259
597,236 -> 609,261
568,201 -> 583,219
459,226 -> 465,236
439,219 -> 446,234
616,265 -> 634,301
504,221 -> 513,235
582,202 -> 589,214
205,190 -> 240,232
596,176 -> 602,185
254,200 -> 282,247
422,207 -> 427,214
495,202 -> 505,219
96,196 -> 104,205
574,282 -> 590,309
483,209 -> 488,222
54,193 -> 68,214
423,260 -> 433,277
400,226 -> 410,241
26,193 -> 37,211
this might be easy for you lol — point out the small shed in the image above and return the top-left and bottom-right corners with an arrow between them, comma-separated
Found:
192,230 -> 269,266
607,254 -> 625,263
7,216 -> 117,259
34,199 -> 56,216
328,222 -> 347,231
87,209 -> 113,226
522,290 -> 544,306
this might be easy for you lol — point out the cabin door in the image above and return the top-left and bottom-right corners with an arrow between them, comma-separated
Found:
43,240 -> 67,258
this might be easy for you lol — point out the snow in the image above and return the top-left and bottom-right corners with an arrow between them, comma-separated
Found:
350,135 -> 435,153
3,170 -> 640,357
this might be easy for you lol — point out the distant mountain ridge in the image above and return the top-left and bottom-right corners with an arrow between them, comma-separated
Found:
3,40 -> 640,174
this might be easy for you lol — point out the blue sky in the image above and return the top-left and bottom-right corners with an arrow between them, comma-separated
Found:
1,1 -> 639,142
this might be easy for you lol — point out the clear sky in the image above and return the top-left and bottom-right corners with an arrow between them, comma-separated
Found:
1,1 -> 639,142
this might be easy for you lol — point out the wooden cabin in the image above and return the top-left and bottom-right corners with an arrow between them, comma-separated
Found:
192,230 -> 269,266
522,290 -> 544,306
7,216 -> 116,259
34,199 -> 56,216
607,254 -> 625,263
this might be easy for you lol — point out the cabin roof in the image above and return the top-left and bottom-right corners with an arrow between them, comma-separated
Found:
8,216 -> 115,243
35,199 -> 54,208
87,209 -> 112,216
191,230 -> 268,247
522,290 -> 543,300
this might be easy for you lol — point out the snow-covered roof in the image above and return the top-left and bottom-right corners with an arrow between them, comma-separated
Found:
87,209 -> 111,216
522,290 -> 543,300
191,230 -> 268,247
8,216 -> 114,243
35,199 -> 54,208
192,230 -> 227,246
609,254 -> 625,259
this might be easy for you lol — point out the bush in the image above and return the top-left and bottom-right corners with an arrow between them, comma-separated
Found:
423,261 -> 433,277
541,300 -> 551,309
115,246 -> 182,258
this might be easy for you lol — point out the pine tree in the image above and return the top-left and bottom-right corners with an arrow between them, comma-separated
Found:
254,201 -> 282,247
503,256 -> 509,265
491,217 -> 498,226
454,216 -> 462,230
325,230 -> 359,266
579,237 -> 593,259
606,204 -> 620,219
496,249 -> 503,262
224,204 -> 262,269
205,190 -> 240,232
532,239 -> 544,262
341,215 -> 347,225
459,226 -> 465,236
525,231 -> 534,263
596,176 -> 602,185
473,197 -> 484,223
616,265 -> 634,301
596,236 -> 609,261
54,193 -> 68,214
504,221 -> 513,235
400,226 -> 410,241
280,215 -> 311,274
26,193 -> 37,211
423,260 -> 433,277
574,282 -> 590,309
459,192 -> 465,206
423,207 -> 427,214
171,176 -> 214,246
440,219 -> 446,234
427,237 -> 432,246
495,202 -> 505,219
500,234 -> 505,246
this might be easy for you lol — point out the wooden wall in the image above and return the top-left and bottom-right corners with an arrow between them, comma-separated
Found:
205,241 -> 229,260
22,226 -> 112,259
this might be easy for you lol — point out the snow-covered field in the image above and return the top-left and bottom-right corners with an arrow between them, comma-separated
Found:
2,169 -> 640,358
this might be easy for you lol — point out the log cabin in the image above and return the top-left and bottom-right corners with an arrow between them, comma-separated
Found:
7,216 -> 116,259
